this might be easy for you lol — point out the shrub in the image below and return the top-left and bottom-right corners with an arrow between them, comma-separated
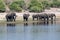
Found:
29,6 -> 43,12
28,0 -> 44,12
49,0 -> 60,8
52,1 -> 60,8
12,0 -> 25,8
9,2 -> 22,12
0,0 -> 5,12
41,1 -> 50,9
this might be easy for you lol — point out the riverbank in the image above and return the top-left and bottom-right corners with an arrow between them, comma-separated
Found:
0,20 -> 46,24
0,8 -> 60,24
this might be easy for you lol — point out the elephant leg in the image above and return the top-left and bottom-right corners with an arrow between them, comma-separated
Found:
47,17 -> 49,21
33,17 -> 34,21
14,19 -> 15,21
47,18 -> 49,24
51,17 -> 53,21
13,16 -> 16,22
44,18 -> 45,21
10,18 -> 13,22
37,17 -> 38,20
26,19 -> 27,21
6,19 -> 8,22
13,18 -> 15,21
39,17 -> 41,20
10,19 -> 13,21
9,19 -> 11,21
23,17 -> 26,21
26,18 -> 28,21
8,19 -> 10,22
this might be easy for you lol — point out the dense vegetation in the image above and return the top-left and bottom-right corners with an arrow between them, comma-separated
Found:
9,0 -> 25,12
0,0 -> 6,12
28,0 -> 44,12
28,0 -> 60,12
50,0 -> 60,8
0,0 -> 60,12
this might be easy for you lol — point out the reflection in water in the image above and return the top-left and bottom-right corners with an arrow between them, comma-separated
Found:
32,22 -> 48,26
7,23 -> 16,27
24,23 -> 28,26
51,20 -> 53,24
32,21 -> 54,26
6,23 -> 16,33
6,23 -> 16,40
0,20 -> 58,40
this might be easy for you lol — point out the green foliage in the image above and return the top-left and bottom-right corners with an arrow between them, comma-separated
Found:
12,0 -> 25,8
29,6 -> 43,12
41,1 -> 50,9
0,0 -> 5,12
49,0 -> 60,8
9,0 -> 26,12
28,0 -> 44,12
7,0 -> 60,12
52,1 -> 60,7
10,2 -> 22,12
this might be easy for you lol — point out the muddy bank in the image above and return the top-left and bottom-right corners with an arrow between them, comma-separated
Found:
0,8 -> 60,21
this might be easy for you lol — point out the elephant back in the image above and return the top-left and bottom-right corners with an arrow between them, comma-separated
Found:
6,13 -> 11,18
32,14 -> 39,18
47,13 -> 56,17
51,14 -> 56,16
23,14 -> 30,18
11,12 -> 16,16
38,14 -> 47,18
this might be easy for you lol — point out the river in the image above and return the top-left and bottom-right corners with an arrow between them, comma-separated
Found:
0,21 -> 60,40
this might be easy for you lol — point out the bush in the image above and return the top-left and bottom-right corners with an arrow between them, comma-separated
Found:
12,0 -> 25,8
52,1 -> 60,8
29,6 -> 43,12
0,0 -> 5,12
41,1 -> 50,9
28,0 -> 44,12
9,2 -> 22,12
49,0 -> 60,8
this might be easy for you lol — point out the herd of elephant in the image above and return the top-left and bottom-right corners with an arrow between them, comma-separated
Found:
5,12 -> 56,22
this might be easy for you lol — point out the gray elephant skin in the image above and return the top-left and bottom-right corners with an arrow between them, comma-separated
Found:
6,12 -> 17,22
32,13 -> 56,21
23,14 -> 30,21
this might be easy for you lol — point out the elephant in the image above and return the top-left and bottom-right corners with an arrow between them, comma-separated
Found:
23,14 -> 30,21
32,14 -> 47,21
47,13 -> 56,20
38,14 -> 48,20
38,13 -> 56,21
6,12 -> 17,22
32,13 -> 56,21
32,14 -> 39,20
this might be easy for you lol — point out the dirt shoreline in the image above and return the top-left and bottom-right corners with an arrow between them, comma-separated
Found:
0,8 -> 60,23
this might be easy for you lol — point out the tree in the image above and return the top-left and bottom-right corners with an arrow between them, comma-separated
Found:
50,0 -> 60,8
9,0 -> 26,12
9,2 -> 22,12
12,0 -> 26,9
41,1 -> 50,9
0,0 -> 6,12
28,0 -> 44,12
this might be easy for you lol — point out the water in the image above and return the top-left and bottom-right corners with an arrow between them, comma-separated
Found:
0,21 -> 60,40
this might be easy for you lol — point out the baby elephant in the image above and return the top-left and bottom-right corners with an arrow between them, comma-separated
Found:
23,14 -> 30,21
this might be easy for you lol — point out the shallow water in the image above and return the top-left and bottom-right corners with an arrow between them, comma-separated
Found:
0,21 -> 60,40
